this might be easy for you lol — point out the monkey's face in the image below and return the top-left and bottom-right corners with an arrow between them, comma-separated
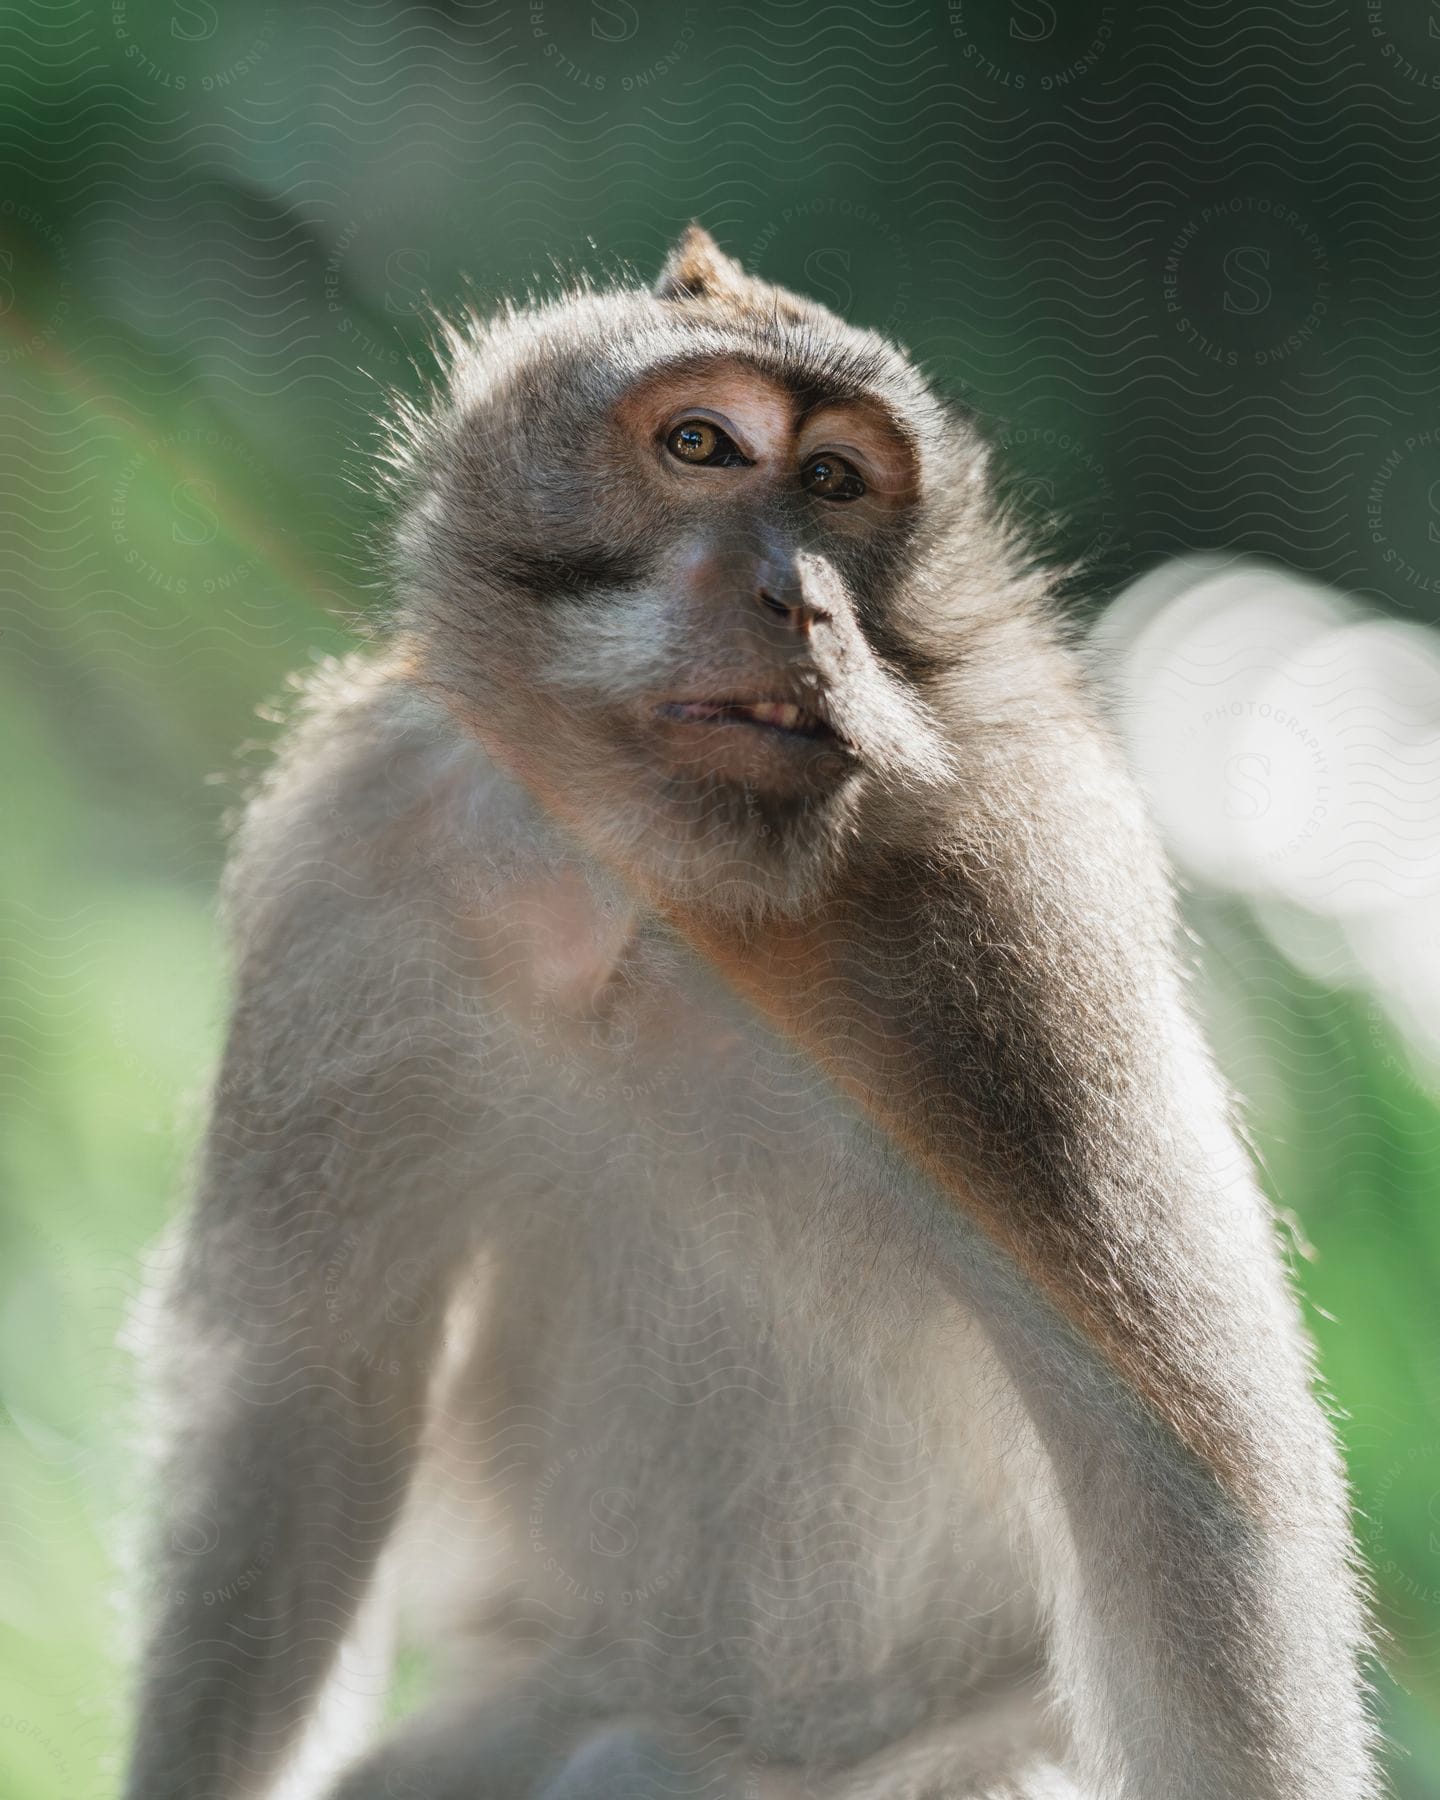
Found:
518,349 -> 959,909
601,358 -> 921,786
397,231 -> 990,916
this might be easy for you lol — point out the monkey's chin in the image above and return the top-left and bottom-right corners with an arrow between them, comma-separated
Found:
621,761 -> 862,923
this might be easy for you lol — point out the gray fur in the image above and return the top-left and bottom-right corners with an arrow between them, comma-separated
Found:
122,229 -> 1379,1800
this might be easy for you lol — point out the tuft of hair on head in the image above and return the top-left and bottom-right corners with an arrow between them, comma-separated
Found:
652,222 -> 812,326
652,222 -> 748,301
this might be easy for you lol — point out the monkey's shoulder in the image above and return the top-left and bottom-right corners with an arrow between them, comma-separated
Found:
217,649 -> 649,1029
225,651 -> 509,903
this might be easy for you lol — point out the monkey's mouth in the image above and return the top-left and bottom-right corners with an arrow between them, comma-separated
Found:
657,699 -> 839,742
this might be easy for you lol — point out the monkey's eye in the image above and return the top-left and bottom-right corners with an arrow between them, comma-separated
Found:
665,419 -> 751,468
800,453 -> 866,503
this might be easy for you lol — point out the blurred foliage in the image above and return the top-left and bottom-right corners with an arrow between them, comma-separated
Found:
1,2 -> 1438,1794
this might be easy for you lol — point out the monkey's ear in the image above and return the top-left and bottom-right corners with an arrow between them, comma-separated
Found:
653,224 -> 752,304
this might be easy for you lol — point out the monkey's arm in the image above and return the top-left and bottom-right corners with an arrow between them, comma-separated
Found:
122,967 -> 486,1800
124,671 -> 490,1800
122,1112 -> 449,1800
658,734 -> 1376,1798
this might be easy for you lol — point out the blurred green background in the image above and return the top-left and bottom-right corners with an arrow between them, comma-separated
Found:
2,2 -> 1439,1794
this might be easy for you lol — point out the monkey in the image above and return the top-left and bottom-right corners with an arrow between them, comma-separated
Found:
121,225 -> 1380,1800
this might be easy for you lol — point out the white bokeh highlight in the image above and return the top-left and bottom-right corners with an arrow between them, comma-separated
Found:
1094,554 -> 1440,1075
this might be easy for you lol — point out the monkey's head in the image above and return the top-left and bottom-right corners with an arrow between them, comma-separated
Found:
390,226 -> 1048,916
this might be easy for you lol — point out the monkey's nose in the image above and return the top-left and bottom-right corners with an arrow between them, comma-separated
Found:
755,570 -> 830,633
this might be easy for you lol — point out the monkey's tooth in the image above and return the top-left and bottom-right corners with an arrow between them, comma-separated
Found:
744,702 -> 803,729
661,698 -> 828,736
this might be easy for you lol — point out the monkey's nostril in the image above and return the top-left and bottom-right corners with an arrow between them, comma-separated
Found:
758,588 -> 791,617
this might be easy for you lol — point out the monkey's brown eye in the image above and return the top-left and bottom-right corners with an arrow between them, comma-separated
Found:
800,453 -> 866,503
665,419 -> 751,468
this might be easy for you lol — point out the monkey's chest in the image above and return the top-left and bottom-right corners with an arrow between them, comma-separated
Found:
492,1206 -> 1034,1756
461,953 -> 1038,1746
